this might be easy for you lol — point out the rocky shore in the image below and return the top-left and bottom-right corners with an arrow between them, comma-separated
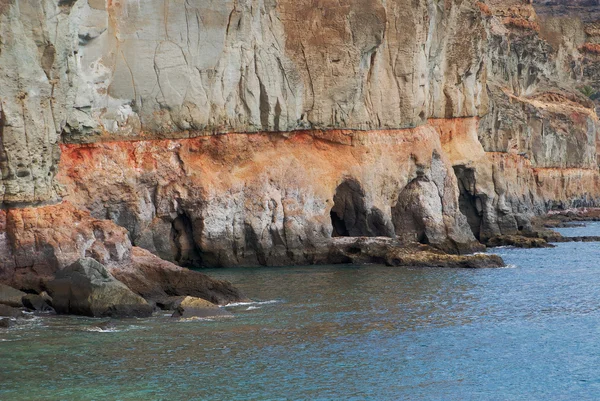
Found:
484,208 -> 600,249
2,0 -> 600,321
0,201 -> 507,322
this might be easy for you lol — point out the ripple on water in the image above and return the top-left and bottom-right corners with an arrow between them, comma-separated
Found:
2,241 -> 600,400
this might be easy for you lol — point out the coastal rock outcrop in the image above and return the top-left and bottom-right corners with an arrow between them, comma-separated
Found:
326,237 -> 505,268
57,126 -> 483,267
47,258 -> 153,318
1,0 -> 600,275
0,202 -> 247,306
0,284 -> 26,308
110,247 -> 250,306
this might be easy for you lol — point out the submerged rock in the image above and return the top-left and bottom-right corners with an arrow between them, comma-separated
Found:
0,284 -> 26,308
47,258 -> 152,318
93,321 -> 117,331
172,296 -> 232,319
0,318 -> 13,328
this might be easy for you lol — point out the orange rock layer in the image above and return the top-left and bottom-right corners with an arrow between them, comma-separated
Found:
50,118 -> 600,267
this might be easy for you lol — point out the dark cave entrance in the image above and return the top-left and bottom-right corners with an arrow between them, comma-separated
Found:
171,211 -> 203,267
453,166 -> 482,240
330,179 -> 390,237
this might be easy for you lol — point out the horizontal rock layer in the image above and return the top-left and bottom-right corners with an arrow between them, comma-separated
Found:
4,0 -> 598,205
55,118 -> 600,267
1,0 -> 600,272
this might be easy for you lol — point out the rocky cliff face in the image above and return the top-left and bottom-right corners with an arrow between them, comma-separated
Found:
1,0 -> 600,273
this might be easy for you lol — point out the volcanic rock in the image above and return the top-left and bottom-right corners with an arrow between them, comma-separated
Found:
47,258 -> 152,318
0,284 -> 25,308
0,304 -> 24,318
21,294 -> 54,313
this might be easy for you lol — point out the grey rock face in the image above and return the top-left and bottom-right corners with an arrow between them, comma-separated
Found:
47,258 -> 152,317
0,0 -> 497,206
0,0 -> 76,206
1,0 -> 600,271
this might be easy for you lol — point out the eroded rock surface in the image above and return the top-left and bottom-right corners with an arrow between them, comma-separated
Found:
1,0 -> 600,273
0,202 -> 247,305
47,258 -> 152,318
57,127 -> 482,266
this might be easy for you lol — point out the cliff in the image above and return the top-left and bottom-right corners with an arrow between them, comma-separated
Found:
1,0 -> 600,276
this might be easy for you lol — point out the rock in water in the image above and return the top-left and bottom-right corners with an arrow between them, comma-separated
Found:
0,318 -> 12,328
21,294 -> 54,313
0,304 -> 24,318
47,258 -> 152,318
0,284 -> 25,308
110,247 -> 249,306
172,296 -> 232,319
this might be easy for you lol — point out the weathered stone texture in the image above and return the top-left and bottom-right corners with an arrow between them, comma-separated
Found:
1,0 -> 600,271
57,125 -> 482,267
0,0 -> 524,206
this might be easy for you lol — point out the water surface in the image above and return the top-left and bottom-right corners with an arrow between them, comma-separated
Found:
2,239 -> 600,400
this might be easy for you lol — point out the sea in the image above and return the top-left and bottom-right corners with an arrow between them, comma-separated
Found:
2,223 -> 600,400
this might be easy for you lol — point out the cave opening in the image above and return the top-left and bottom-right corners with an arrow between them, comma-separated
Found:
171,211 -> 203,267
453,166 -> 482,240
330,179 -> 369,237
330,179 -> 391,237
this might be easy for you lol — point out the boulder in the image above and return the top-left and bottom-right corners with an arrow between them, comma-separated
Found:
486,235 -> 554,249
22,294 -> 54,313
110,247 -> 249,306
47,258 -> 152,318
326,237 -> 505,268
0,284 -> 26,308
0,318 -> 13,328
0,304 -> 24,318
172,296 -> 232,319
39,291 -> 53,306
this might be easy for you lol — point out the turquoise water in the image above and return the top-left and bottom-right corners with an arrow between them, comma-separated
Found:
3,237 -> 600,399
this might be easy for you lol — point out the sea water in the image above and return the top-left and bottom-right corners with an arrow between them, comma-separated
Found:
2,229 -> 600,400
